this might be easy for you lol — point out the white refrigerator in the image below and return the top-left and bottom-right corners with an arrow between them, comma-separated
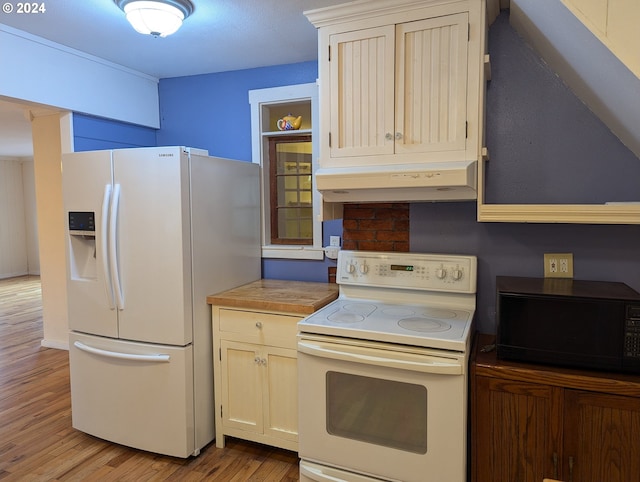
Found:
63,146 -> 260,457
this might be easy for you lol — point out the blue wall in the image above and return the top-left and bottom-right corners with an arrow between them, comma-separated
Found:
157,61 -> 318,161
411,13 -> 640,333
73,113 -> 157,151
74,13 -> 640,330
484,13 -> 640,203
157,61 -> 341,282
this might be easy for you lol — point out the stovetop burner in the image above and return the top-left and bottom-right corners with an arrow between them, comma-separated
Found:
398,317 -> 451,332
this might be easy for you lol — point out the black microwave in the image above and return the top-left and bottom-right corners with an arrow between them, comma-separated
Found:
496,276 -> 640,374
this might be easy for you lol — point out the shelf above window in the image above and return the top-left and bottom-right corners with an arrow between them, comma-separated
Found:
262,129 -> 312,137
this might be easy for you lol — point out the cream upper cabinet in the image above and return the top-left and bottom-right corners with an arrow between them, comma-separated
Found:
395,14 -> 469,158
308,0 -> 486,169
329,25 -> 395,160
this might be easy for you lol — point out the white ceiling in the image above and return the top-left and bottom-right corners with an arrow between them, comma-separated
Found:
0,0 -> 353,157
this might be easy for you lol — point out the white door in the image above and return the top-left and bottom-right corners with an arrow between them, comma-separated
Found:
69,331 -> 195,457
63,150 -> 118,338
329,25 -> 396,160
395,13 -> 469,156
298,336 -> 467,482
113,147 -> 193,345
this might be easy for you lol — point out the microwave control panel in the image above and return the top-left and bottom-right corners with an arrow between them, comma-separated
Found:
624,304 -> 640,359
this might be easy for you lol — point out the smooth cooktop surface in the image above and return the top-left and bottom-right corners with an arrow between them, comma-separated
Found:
298,298 -> 474,352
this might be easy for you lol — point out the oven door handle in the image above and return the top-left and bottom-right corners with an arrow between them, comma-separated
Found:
298,340 -> 463,375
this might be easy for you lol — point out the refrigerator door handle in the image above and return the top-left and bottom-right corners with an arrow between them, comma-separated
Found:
101,184 -> 115,309
109,183 -> 125,310
73,341 -> 171,362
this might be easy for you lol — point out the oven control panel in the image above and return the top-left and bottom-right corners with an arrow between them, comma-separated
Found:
337,250 -> 477,293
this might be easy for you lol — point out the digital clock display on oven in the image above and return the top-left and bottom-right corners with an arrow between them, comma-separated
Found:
390,264 -> 414,271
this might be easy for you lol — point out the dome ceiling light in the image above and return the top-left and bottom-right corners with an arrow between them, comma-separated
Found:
115,0 -> 194,37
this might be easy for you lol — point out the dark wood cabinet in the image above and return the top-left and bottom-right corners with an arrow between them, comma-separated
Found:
563,389 -> 640,481
471,334 -> 640,482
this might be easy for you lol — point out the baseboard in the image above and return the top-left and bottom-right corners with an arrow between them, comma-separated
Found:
41,339 -> 69,351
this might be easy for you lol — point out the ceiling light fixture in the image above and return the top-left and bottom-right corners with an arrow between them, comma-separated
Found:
115,0 -> 194,37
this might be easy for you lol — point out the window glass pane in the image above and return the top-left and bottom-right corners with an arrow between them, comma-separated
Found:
284,176 -> 299,190
300,218 -> 313,237
284,191 -> 299,205
326,372 -> 428,454
300,191 -> 312,205
269,136 -> 313,244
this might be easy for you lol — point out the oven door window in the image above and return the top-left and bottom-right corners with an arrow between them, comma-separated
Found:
326,371 -> 427,454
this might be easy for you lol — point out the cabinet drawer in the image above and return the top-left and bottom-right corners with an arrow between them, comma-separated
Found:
218,309 -> 300,348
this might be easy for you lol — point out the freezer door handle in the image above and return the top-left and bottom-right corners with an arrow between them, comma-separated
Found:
101,184 -> 115,309
73,341 -> 171,362
109,184 -> 125,310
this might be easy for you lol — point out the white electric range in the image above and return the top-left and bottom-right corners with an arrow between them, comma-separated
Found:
297,250 -> 477,482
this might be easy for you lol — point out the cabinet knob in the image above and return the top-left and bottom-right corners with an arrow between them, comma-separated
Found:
261,358 -> 267,366
254,356 -> 261,364
395,132 -> 403,140
255,321 -> 263,329
385,132 -> 393,141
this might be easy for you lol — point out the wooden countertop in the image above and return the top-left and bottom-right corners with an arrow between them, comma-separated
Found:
207,279 -> 339,315
473,333 -> 640,397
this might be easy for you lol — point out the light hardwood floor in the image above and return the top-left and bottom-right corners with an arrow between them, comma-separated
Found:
0,276 -> 300,481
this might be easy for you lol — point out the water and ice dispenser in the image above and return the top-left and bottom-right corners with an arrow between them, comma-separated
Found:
68,211 -> 97,280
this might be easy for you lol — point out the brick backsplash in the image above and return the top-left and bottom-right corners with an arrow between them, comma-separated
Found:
342,203 -> 409,252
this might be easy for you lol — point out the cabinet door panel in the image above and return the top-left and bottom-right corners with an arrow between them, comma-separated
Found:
396,13 -> 468,156
220,340 -> 262,433
564,390 -> 640,482
474,377 -> 561,482
330,26 -> 395,158
263,346 -> 298,442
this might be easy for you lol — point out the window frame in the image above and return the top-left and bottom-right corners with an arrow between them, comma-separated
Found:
249,83 -> 324,260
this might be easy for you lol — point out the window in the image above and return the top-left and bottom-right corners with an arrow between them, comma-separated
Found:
269,135 -> 313,245
249,83 -> 323,259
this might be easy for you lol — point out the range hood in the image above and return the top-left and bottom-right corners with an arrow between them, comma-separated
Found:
315,160 -> 477,203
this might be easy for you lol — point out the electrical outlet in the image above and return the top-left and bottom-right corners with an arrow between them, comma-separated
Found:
329,236 -> 341,247
544,253 -> 574,278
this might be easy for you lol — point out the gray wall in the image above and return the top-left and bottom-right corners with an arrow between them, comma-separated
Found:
410,12 -> 640,334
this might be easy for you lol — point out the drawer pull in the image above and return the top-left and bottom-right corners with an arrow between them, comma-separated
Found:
256,321 -> 263,329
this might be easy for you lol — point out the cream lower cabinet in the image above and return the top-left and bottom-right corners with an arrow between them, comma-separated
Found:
212,307 -> 301,451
